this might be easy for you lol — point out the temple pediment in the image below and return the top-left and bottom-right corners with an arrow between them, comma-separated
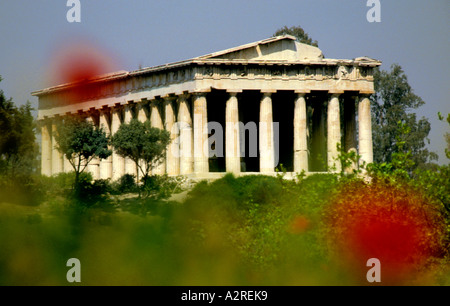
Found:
196,35 -> 324,61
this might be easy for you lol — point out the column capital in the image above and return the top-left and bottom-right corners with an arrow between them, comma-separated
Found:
329,92 -> 343,98
177,92 -> 191,101
359,91 -> 374,96
294,89 -> 310,95
226,89 -> 243,94
260,89 -> 276,94
359,93 -> 372,99
227,91 -> 240,98
149,98 -> 161,107
192,91 -> 208,97
99,105 -> 111,114
162,94 -> 177,102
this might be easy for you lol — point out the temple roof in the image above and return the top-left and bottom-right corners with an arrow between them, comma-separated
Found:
32,36 -> 380,97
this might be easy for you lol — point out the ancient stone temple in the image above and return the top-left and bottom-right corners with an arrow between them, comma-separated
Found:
33,35 -> 381,180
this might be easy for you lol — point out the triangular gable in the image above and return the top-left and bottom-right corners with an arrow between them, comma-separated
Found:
196,35 -> 324,61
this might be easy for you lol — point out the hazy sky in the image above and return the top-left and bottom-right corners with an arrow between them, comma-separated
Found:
0,0 -> 449,163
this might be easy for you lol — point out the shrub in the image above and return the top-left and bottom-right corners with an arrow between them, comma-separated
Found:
111,174 -> 137,194
141,174 -> 184,200
0,173 -> 45,206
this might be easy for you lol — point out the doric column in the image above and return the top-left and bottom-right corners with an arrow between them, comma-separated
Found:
177,94 -> 193,175
51,118 -> 63,175
164,96 -> 180,176
123,103 -> 136,177
259,92 -> 275,173
327,93 -> 341,172
193,92 -> 209,174
111,106 -> 125,181
344,95 -> 357,173
41,120 -> 52,176
358,94 -> 373,167
293,93 -> 308,173
63,152 -> 72,173
99,108 -> 112,180
137,100 -> 149,123
226,92 -> 240,174
60,116 -> 71,173
150,99 -> 166,175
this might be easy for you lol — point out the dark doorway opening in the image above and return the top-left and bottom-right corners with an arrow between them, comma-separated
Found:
207,89 -> 226,172
272,91 -> 295,172
307,92 -> 328,172
239,90 -> 261,172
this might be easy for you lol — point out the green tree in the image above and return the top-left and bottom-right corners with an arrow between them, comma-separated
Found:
371,64 -> 438,169
54,116 -> 111,188
273,25 -> 319,47
0,76 -> 38,177
438,112 -> 450,159
111,119 -> 171,183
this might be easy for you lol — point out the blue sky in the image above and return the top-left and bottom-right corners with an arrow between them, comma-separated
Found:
0,0 -> 449,163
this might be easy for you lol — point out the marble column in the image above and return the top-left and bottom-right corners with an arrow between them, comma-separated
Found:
51,119 -> 63,175
177,94 -> 193,175
344,95 -> 357,173
63,152 -> 72,173
327,94 -> 341,172
293,93 -> 308,173
150,99 -> 166,175
164,96 -> 180,176
111,106 -> 125,181
123,103 -> 136,177
41,120 -> 52,176
60,116 -> 72,173
137,100 -> 149,123
358,95 -> 373,168
259,92 -> 275,173
225,92 -> 240,174
193,92 -> 209,174
99,108 -> 112,180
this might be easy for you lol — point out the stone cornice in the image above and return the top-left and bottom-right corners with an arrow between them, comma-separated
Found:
32,57 -> 380,98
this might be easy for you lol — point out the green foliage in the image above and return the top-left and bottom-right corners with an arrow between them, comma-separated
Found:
111,119 -> 171,182
0,169 -> 448,285
0,173 -> 45,206
367,121 -> 417,180
371,64 -> 438,169
336,143 -> 361,176
438,112 -> 450,159
0,77 -> 38,177
54,116 -> 111,188
412,165 -> 450,213
273,25 -> 319,47
141,174 -> 184,200
111,174 -> 138,194
181,173 -> 339,273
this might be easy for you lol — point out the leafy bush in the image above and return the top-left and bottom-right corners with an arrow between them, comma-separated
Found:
141,174 -> 184,200
0,173 -> 45,206
111,174 -> 138,194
